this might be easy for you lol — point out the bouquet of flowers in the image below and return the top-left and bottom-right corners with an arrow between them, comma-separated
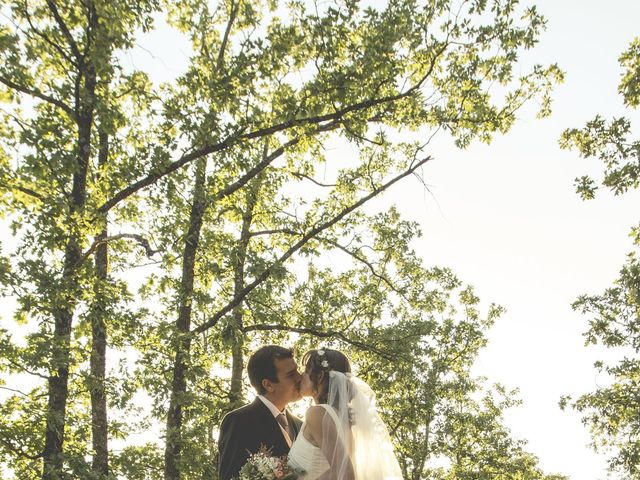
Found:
235,446 -> 304,480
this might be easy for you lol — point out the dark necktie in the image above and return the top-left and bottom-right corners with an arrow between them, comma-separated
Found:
277,412 -> 294,444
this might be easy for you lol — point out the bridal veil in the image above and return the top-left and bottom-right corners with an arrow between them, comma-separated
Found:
323,371 -> 403,480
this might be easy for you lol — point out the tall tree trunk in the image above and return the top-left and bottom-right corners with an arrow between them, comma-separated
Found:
42,10 -> 98,479
164,158 -> 208,480
228,177 -> 262,410
42,110 -> 95,477
89,130 -> 110,478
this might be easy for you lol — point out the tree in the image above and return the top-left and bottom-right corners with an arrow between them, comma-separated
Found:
0,0 -> 562,478
441,385 -> 568,480
0,1 -> 160,478
559,37 -> 640,479
281,209 -> 567,480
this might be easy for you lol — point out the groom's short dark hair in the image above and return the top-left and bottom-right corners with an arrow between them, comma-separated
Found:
247,345 -> 294,394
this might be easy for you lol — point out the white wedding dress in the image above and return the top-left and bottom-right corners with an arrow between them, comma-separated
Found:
288,404 -> 338,479
288,372 -> 403,480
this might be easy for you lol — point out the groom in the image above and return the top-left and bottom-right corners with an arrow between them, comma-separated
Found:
218,345 -> 303,480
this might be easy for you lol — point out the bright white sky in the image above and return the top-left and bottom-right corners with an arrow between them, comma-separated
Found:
2,1 -> 639,479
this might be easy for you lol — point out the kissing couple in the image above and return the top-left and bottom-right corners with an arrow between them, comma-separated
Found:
218,345 -> 403,480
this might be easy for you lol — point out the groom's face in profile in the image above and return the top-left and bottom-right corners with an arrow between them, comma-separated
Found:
264,357 -> 302,405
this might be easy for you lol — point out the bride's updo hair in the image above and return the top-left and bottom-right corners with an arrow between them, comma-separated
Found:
303,349 -> 355,408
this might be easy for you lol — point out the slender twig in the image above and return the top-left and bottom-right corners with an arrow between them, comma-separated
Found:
248,228 -> 298,238
317,236 -> 408,300
0,385 -> 31,397
46,0 -> 83,62
217,0 -> 239,68
209,138 -> 299,204
291,172 -> 337,188
22,2 -> 78,68
342,122 -> 385,146
0,437 -> 43,461
0,75 -> 74,118
0,180 -> 44,201
3,357 -> 48,380
77,233 -> 157,267
242,323 -> 393,360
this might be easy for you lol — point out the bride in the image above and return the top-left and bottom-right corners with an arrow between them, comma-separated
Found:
288,349 -> 403,480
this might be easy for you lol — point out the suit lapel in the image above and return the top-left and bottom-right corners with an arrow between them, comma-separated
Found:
253,398 -> 289,453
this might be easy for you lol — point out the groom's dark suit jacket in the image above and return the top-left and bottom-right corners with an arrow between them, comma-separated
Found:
218,397 -> 302,480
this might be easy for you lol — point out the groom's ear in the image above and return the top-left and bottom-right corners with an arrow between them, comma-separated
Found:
261,378 -> 274,393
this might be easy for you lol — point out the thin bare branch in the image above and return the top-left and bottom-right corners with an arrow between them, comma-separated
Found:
318,236 -> 408,300
46,0 -> 83,62
210,138 -> 299,204
291,172 -> 337,187
0,180 -> 45,201
342,122 -> 386,146
217,0 -> 239,68
242,323 -> 394,360
0,75 -> 74,118
78,233 -> 157,267
0,385 -> 32,397
248,228 -> 298,238
21,3 -> 78,68
3,356 -> 48,380
0,437 -> 43,461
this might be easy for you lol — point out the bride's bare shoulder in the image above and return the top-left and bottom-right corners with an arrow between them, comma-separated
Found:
305,405 -> 328,434
306,405 -> 327,422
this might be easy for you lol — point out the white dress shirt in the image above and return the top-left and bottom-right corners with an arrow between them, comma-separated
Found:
258,395 -> 292,446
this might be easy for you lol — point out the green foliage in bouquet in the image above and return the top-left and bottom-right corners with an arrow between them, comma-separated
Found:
235,446 -> 303,480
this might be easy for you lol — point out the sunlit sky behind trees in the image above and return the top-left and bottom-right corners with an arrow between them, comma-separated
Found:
397,2 -> 640,479
1,0 -> 638,479
120,0 -> 640,478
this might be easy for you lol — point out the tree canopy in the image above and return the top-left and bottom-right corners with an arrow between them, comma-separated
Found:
0,0 -> 563,479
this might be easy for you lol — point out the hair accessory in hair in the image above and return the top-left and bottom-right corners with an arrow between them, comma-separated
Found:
317,349 -> 330,369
